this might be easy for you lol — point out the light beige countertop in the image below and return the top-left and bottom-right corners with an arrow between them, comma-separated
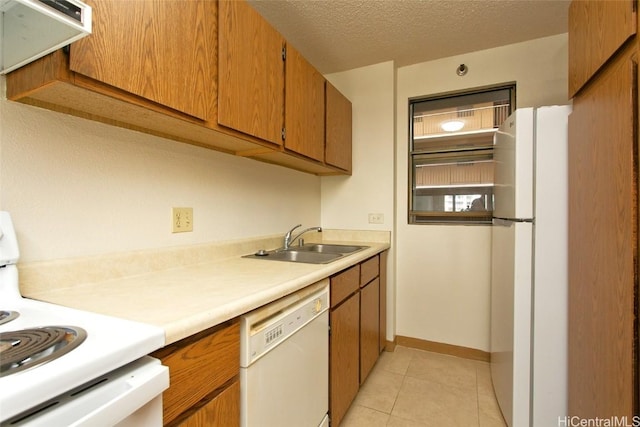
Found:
19,230 -> 390,345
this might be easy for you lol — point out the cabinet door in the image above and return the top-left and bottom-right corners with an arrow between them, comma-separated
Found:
177,381 -> 240,427
218,0 -> 285,145
330,293 -> 360,427
568,0 -> 636,97
360,277 -> 380,384
69,0 -> 215,120
568,51 -> 637,419
325,81 -> 352,172
285,44 -> 325,161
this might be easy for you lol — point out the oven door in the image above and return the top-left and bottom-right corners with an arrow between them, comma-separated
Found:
3,356 -> 168,427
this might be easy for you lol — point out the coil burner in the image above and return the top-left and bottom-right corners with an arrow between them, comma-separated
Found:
0,326 -> 87,377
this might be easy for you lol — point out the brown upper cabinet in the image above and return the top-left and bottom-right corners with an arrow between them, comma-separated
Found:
325,81 -> 353,173
219,0 -> 326,162
568,0 -> 636,97
218,0 -> 284,146
284,44 -> 326,162
69,0 -> 215,121
5,0 -> 351,176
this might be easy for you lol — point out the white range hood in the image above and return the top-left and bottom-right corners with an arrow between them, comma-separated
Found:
0,0 -> 91,74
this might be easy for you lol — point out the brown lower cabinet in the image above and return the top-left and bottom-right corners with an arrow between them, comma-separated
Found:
330,291 -> 360,427
151,319 -> 240,426
329,253 -> 386,427
379,251 -> 388,352
360,277 -> 380,384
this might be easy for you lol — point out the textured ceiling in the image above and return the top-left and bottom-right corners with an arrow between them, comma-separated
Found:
247,0 -> 570,74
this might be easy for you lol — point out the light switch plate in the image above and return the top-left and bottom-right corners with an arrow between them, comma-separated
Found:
368,213 -> 384,224
172,207 -> 193,233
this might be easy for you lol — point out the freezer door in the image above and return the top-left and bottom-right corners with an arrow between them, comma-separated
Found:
493,109 -> 534,220
491,219 -> 532,427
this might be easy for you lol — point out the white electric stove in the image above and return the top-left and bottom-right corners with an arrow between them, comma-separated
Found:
0,211 -> 168,426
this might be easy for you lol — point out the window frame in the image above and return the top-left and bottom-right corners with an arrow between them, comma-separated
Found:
408,83 -> 516,225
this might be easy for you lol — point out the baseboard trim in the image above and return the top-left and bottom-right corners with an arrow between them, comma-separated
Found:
396,335 -> 490,362
385,339 -> 397,352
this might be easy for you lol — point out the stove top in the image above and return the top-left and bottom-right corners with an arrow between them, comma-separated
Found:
0,298 -> 165,422
0,211 -> 166,422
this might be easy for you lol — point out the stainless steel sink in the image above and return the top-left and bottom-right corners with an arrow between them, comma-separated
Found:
242,244 -> 368,264
243,249 -> 343,264
295,244 -> 368,254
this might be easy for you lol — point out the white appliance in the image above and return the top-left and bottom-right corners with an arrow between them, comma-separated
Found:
0,211 -> 169,426
490,106 -> 570,427
240,279 -> 329,427
0,0 -> 92,74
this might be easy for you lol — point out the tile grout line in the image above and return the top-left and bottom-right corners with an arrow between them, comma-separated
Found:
379,349 -> 408,425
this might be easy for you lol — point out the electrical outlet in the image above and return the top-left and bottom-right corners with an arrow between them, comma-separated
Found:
368,213 -> 384,224
172,207 -> 193,233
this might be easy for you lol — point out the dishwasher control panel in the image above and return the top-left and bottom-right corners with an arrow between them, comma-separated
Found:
239,280 -> 329,367
265,324 -> 283,345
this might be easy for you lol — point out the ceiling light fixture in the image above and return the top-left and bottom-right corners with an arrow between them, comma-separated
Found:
441,120 -> 465,132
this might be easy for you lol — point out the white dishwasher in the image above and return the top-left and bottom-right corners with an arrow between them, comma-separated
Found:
240,279 -> 329,427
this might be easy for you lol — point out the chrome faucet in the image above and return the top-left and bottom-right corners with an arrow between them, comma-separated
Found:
283,224 -> 322,250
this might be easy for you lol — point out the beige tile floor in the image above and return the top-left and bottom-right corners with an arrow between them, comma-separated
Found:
340,345 -> 507,427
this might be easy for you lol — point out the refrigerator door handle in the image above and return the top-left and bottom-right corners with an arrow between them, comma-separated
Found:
493,217 -> 533,226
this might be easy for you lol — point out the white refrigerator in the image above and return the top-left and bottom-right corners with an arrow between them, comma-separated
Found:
490,105 -> 570,427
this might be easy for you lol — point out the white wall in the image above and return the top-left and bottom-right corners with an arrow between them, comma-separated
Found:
396,34 -> 569,352
322,61 -> 396,342
322,62 -> 395,233
0,77 -> 321,263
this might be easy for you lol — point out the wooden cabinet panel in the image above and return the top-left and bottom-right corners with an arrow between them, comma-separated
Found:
568,49 -> 637,418
152,321 -> 240,426
325,81 -> 352,173
218,0 -> 285,145
568,0 -> 636,97
330,264 -> 360,308
285,44 -> 325,161
176,380 -> 240,427
69,0 -> 215,120
360,278 -> 380,384
379,251 -> 388,352
360,255 -> 380,287
330,292 -> 360,427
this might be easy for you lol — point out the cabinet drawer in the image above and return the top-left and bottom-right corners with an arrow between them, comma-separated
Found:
360,255 -> 379,287
331,264 -> 360,308
152,320 -> 240,425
